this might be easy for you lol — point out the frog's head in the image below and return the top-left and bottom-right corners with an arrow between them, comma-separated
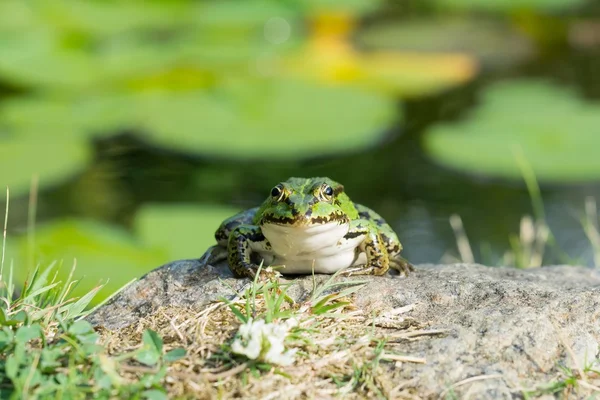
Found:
255,177 -> 359,227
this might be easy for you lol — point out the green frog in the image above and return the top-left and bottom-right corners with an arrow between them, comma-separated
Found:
210,177 -> 413,279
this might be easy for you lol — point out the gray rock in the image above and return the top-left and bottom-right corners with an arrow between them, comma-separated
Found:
88,255 -> 600,398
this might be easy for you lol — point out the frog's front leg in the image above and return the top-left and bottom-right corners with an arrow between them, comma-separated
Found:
228,224 -> 274,279
341,220 -> 390,276
204,207 -> 259,266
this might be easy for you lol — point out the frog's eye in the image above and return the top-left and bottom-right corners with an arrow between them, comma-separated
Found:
320,184 -> 334,200
271,185 -> 284,200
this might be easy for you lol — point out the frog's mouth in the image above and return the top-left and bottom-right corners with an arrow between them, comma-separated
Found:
259,213 -> 350,227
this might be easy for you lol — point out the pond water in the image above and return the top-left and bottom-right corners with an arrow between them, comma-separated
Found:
9,44 -> 600,269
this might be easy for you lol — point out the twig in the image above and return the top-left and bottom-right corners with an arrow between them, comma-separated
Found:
449,214 -> 474,263
438,374 -> 504,399
120,364 -> 160,374
163,310 -> 187,345
382,304 -> 415,316
579,380 -> 600,392
204,362 -> 248,381
381,354 -> 426,364
388,329 -> 450,339
550,318 -> 587,383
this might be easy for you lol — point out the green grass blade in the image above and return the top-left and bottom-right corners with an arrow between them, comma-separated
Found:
22,282 -> 60,303
59,285 -> 103,320
7,261 -> 14,302
57,261 -> 77,305
314,302 -> 351,315
1,186 -> 8,281
85,277 -> 136,318
23,262 -> 57,301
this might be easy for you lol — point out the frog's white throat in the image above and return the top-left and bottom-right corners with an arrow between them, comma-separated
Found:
258,221 -> 366,274
261,221 -> 349,256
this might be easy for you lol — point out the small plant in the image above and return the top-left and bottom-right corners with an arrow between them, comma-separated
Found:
447,148 -> 589,268
335,338 -> 387,399
521,361 -> 600,398
217,264 -> 367,376
0,261 -> 186,399
0,188 -> 186,399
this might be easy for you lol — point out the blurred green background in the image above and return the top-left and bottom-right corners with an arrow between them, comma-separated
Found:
2,0 -> 600,302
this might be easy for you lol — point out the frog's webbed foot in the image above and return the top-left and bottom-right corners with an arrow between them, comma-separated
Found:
338,265 -> 382,276
390,256 -> 414,277
200,245 -> 228,266
251,266 -> 282,283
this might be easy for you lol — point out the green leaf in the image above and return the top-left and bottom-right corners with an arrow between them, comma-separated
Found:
133,204 -> 241,261
222,299 -> 248,323
1,80 -> 398,161
431,0 -> 587,13
139,365 -> 167,386
40,347 -> 63,372
135,349 -> 160,367
0,138 -> 91,197
0,308 -> 7,325
80,342 -> 103,355
143,80 -> 398,160
67,320 -> 94,336
22,263 -> 56,299
5,354 -> 18,379
8,310 -> 27,325
0,328 -> 13,349
424,79 -> 600,182
142,329 -> 163,353
97,353 -> 125,387
59,285 -> 103,320
15,324 -> 41,343
22,282 -> 60,303
314,301 -> 350,315
142,389 -> 168,400
164,348 -> 186,363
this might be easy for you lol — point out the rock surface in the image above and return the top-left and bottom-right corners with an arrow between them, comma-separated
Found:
88,256 -> 600,398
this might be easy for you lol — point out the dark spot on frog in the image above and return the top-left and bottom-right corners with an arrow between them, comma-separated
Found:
345,231 -> 365,239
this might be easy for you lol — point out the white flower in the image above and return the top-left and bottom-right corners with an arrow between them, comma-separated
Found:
231,317 -> 298,366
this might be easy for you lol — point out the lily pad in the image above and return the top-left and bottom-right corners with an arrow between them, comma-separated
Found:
35,0 -> 189,38
0,0 -> 298,91
1,79 -> 398,159
0,138 -> 91,196
0,0 -> 37,33
140,80 -> 398,158
430,0 -> 588,12
0,94 -> 133,139
13,219 -> 168,302
355,18 -> 535,71
423,79 -> 600,182
134,204 -> 241,261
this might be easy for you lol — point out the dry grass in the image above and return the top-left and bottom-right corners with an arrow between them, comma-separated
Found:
98,292 -> 435,400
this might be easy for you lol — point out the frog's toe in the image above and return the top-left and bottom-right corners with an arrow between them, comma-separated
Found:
339,264 -> 386,276
202,245 -> 228,266
237,263 -> 282,282
390,256 -> 414,276
259,267 -> 282,282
